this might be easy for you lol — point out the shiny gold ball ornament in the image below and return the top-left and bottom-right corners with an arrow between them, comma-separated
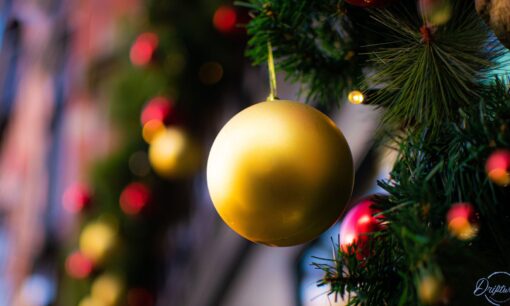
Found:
207,100 -> 354,246
148,127 -> 201,178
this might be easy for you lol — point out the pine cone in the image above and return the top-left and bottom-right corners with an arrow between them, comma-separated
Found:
476,0 -> 510,49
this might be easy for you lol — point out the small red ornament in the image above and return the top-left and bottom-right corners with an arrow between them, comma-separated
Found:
446,202 -> 479,240
130,32 -> 159,67
119,183 -> 151,215
339,197 -> 385,260
140,96 -> 173,126
65,251 -> 94,279
345,0 -> 396,8
62,183 -> 92,213
485,149 -> 510,186
213,6 -> 237,33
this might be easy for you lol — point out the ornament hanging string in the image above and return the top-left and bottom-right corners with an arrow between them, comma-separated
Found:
267,41 -> 278,101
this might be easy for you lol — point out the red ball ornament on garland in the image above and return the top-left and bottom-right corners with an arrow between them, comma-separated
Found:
119,183 -> 151,215
485,149 -> 510,186
62,183 -> 92,213
339,197 -> 385,260
130,32 -> 159,67
345,0 -> 396,8
66,251 -> 94,279
446,202 -> 479,240
140,96 -> 173,126
213,6 -> 237,33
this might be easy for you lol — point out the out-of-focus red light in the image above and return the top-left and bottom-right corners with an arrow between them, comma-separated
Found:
486,149 -> 510,186
119,183 -> 151,215
62,183 -> 92,213
213,6 -> 237,33
66,251 -> 94,279
127,288 -> 155,306
130,32 -> 159,67
140,96 -> 173,126
446,202 -> 479,240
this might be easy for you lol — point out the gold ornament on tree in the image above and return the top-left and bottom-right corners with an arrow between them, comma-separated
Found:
207,42 -> 354,246
79,218 -> 118,264
476,0 -> 510,49
148,127 -> 201,178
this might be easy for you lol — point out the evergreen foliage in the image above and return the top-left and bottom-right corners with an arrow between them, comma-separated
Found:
314,79 -> 510,305
242,0 -> 364,105
244,0 -> 510,304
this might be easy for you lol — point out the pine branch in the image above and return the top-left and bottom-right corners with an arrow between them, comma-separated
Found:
243,0 -> 364,105
315,78 -> 510,305
366,0 -> 505,133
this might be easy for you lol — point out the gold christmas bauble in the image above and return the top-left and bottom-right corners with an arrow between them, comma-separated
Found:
91,274 -> 123,306
148,127 -> 201,178
79,220 -> 117,264
207,100 -> 354,246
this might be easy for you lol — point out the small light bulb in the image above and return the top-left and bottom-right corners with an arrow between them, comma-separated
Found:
348,90 -> 364,105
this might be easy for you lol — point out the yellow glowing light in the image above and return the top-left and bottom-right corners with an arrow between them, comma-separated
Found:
149,127 -> 201,178
418,275 -> 443,304
91,274 -> 123,306
428,2 -> 452,26
448,217 -> 479,240
79,221 -> 117,264
488,169 -> 510,186
142,120 -> 166,143
348,90 -> 364,105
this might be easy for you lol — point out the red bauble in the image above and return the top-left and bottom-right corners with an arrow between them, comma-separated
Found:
345,0 -> 396,8
446,202 -> 479,240
130,32 -> 159,67
66,251 -> 94,279
213,6 -> 237,33
119,183 -> 151,215
140,96 -> 174,126
485,149 -> 510,186
62,183 -> 92,213
339,197 -> 385,260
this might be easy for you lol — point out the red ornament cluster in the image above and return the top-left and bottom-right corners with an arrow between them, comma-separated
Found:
339,197 -> 385,260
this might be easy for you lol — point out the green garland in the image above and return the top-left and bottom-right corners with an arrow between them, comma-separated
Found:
314,79 -> 510,305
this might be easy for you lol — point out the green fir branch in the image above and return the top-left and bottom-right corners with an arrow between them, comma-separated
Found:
315,78 -> 510,305
366,0 -> 505,132
242,0 -> 364,105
